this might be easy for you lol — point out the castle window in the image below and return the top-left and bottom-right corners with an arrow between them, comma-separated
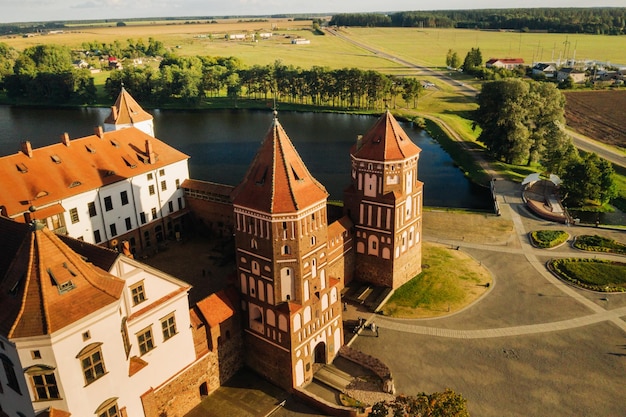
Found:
159,169 -> 165,176
137,326 -> 155,355
282,245 -> 291,255
251,239 -> 258,249
149,185 -> 155,196
70,208 -> 79,224
94,230 -> 102,244
130,281 -> 146,305
1,354 -> 21,393
77,343 -> 106,385
161,180 -> 167,191
252,261 -> 260,275
118,191 -> 128,207
25,365 -> 60,401
95,398 -> 120,417
161,313 -> 177,341
121,318 -> 130,358
147,173 -> 153,180
88,202 -> 97,217
104,196 -> 113,211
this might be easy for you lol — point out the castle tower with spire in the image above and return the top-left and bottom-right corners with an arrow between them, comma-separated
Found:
104,87 -> 155,137
344,110 -> 423,289
231,112 -> 344,390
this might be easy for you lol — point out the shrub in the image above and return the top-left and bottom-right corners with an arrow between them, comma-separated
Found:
573,235 -> 626,254
530,230 -> 568,248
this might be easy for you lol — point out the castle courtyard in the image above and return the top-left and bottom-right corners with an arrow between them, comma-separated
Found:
146,179 -> 626,416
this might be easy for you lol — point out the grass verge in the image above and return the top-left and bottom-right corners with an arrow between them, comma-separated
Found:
381,242 -> 491,318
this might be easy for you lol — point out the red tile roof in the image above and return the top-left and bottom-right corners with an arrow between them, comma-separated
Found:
0,217 -> 125,339
195,290 -> 236,328
36,408 -> 71,417
0,127 -> 188,220
351,111 -> 421,161
232,114 -> 328,213
104,87 -> 153,126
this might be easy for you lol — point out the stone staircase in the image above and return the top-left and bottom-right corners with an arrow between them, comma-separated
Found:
313,363 -> 353,391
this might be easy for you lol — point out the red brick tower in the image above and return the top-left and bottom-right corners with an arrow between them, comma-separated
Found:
344,110 -> 423,289
231,112 -> 344,390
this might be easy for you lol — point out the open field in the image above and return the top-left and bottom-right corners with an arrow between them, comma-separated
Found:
563,90 -> 626,149
4,23 -> 625,72
337,27 -> 626,69
2,19 -> 402,72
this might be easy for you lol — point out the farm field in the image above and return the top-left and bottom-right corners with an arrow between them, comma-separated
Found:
2,19 -> 405,72
563,90 -> 626,149
4,22 -> 625,72
337,27 -> 626,69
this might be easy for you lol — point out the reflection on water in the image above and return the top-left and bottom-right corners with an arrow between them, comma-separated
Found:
0,106 -> 491,210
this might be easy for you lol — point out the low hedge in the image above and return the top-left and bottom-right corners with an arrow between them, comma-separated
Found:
530,230 -> 569,248
573,235 -> 626,255
548,258 -> 626,292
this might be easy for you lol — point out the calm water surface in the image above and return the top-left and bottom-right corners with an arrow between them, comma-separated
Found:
0,106 -> 491,209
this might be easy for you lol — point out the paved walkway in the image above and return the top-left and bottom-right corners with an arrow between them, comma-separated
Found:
353,182 -> 626,340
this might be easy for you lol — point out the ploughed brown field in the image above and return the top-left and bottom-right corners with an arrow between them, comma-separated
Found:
563,90 -> 626,148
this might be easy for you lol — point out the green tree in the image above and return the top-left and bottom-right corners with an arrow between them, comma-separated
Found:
476,79 -> 567,165
369,389 -> 470,417
446,49 -> 460,68
561,153 -> 617,206
462,47 -> 482,72
559,75 -> 575,89
0,42 -> 18,85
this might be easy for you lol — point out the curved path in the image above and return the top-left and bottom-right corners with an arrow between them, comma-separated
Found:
367,191 -> 626,339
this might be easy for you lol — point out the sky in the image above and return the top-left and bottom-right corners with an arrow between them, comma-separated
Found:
2,0 -> 625,24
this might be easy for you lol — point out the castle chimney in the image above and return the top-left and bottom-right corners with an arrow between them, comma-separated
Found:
23,211 -> 32,224
146,139 -> 156,164
94,126 -> 104,138
21,141 -> 33,158
356,135 -> 363,151
61,132 -> 70,147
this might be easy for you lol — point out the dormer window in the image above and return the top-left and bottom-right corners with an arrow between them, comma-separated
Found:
50,154 -> 61,164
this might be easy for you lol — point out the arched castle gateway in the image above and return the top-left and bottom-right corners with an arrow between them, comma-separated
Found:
231,112 -> 344,390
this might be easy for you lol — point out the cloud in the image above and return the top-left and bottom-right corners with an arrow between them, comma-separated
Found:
72,1 -> 102,9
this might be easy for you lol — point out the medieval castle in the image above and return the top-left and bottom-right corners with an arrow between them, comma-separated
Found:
0,90 -> 423,417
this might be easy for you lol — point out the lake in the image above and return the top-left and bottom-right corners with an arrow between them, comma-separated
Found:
0,105 -> 492,210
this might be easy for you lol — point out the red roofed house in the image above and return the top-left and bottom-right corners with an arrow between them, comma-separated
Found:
231,111 -> 345,390
0,216 -> 197,417
0,89 -> 190,256
344,110 -> 424,289
486,58 -> 525,70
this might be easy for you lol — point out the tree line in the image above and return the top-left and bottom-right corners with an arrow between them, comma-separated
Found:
0,42 -> 423,110
330,8 -> 626,35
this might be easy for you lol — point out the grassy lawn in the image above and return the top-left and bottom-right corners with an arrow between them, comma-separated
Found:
549,258 -> 626,292
381,242 -> 492,318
